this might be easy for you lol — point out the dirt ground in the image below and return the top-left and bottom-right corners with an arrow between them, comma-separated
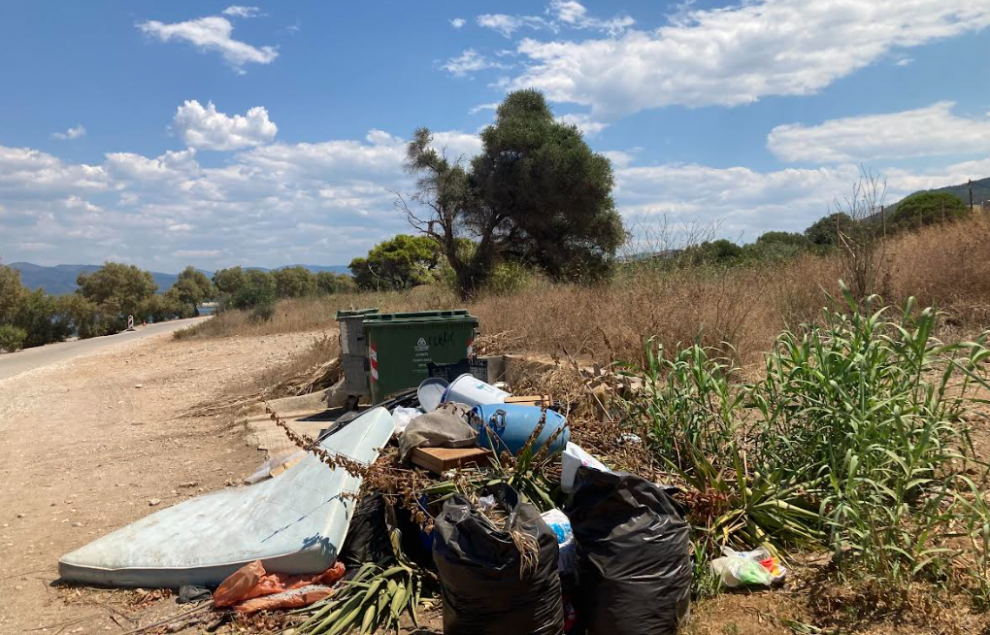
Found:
0,329 -> 321,634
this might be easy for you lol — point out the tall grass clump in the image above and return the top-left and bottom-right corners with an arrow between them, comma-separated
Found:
622,284 -> 990,601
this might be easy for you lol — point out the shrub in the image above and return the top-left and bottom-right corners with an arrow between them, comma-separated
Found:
0,324 -> 27,352
251,300 -> 277,323
622,287 -> 990,599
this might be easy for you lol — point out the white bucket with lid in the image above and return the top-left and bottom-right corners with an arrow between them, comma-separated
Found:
442,373 -> 509,408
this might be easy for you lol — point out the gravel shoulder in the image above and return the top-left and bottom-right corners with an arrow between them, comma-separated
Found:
0,329 -> 321,634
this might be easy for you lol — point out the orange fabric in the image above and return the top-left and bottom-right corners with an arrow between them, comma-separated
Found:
234,585 -> 335,614
214,560 -> 346,608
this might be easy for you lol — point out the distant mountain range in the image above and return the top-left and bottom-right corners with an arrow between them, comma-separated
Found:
8,263 -> 350,296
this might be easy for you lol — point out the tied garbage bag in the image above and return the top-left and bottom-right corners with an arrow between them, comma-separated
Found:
338,494 -> 393,569
710,547 -> 786,588
433,483 -> 564,635
565,468 -> 691,635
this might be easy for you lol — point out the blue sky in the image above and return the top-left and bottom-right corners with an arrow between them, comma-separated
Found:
2,1 -> 989,271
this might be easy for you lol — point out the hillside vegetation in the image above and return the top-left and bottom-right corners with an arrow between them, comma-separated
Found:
181,213 -> 990,365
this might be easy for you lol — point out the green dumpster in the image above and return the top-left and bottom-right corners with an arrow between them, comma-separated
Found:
363,310 -> 479,404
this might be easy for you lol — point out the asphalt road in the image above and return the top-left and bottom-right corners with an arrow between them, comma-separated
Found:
0,316 -> 211,381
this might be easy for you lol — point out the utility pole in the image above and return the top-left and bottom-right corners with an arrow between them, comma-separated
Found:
970,180 -> 975,211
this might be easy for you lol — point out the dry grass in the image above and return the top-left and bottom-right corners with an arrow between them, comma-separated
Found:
174,287 -> 459,340
179,215 -> 990,368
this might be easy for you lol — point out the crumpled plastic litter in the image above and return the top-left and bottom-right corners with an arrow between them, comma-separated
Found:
560,442 -> 611,493
709,546 -> 787,588
540,508 -> 578,579
213,560 -> 346,609
391,406 -> 423,434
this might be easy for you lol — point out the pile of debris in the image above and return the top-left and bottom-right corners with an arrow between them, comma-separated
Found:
56,308 -> 703,634
57,371 -> 695,634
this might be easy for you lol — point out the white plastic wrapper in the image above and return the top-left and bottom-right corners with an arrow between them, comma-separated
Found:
560,442 -> 611,493
541,509 -> 577,577
709,546 -> 787,588
391,406 -> 423,434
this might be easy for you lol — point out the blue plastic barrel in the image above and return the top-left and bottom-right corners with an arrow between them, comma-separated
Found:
471,404 -> 569,456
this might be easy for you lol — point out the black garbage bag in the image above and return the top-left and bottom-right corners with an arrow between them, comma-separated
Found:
338,494 -> 393,569
564,468 -> 691,635
433,483 -> 564,635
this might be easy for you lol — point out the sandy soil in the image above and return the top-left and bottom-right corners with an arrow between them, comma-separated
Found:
0,329 -> 319,634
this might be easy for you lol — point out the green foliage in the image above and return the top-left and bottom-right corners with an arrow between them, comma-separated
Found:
888,191 -> 968,231
681,239 -> 745,267
805,212 -> 855,246
77,262 -> 158,333
16,289 -> 72,347
0,262 -> 28,323
405,89 -> 624,297
212,266 -> 248,299
232,269 -> 276,310
350,235 -> 441,291
251,300 -> 276,322
622,289 -> 990,598
472,90 -> 625,280
273,266 -> 317,298
55,294 -> 104,338
315,271 -> 357,295
167,266 -> 213,314
0,324 -> 27,352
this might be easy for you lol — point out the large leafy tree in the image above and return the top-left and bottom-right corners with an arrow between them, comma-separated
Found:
273,266 -> 317,298
166,266 -> 213,315
77,262 -> 158,332
400,89 -> 625,297
315,271 -> 356,295
0,261 -> 28,324
349,235 -> 441,291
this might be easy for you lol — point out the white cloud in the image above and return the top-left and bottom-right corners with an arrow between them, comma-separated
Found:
222,6 -> 261,18
0,146 -> 108,195
477,14 -> 552,38
174,249 -> 223,258
602,150 -> 634,168
768,102 -> 990,163
558,113 -> 608,137
469,102 -> 500,115
441,49 -> 509,76
430,131 -> 484,158
548,1 -> 634,35
895,57 -> 914,67
450,18 -> 466,29
138,14 -> 277,73
173,100 -> 278,151
51,125 -> 86,141
477,2 -> 632,38
614,156 -> 990,239
509,0 -> 990,117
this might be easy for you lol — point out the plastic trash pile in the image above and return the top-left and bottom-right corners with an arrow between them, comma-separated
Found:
58,371 -> 714,635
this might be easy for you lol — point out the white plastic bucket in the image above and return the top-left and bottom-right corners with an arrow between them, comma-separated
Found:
417,377 -> 449,412
442,373 -> 509,408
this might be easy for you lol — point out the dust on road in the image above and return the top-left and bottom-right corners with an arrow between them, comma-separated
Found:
0,329 -> 322,634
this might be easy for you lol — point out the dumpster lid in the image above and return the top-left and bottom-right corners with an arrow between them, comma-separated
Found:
335,308 -> 379,321
362,309 -> 477,325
